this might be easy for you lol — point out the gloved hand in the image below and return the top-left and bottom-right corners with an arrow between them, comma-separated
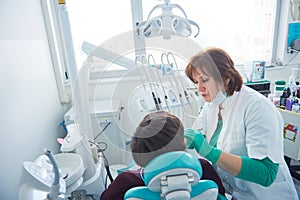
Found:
184,129 -> 201,149
184,129 -> 211,156
184,129 -> 221,164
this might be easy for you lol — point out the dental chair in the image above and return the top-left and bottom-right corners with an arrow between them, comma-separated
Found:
124,151 -> 223,200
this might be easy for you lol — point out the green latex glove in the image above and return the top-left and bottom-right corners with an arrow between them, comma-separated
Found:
184,129 -> 212,156
184,129 -> 222,164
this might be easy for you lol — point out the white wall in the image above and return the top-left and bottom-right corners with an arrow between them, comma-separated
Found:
0,0 -> 69,199
266,64 -> 300,93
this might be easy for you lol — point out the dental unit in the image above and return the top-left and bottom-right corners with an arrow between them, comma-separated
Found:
19,0 -> 202,199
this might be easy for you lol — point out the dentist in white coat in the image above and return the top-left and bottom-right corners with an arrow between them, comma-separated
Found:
184,47 -> 298,199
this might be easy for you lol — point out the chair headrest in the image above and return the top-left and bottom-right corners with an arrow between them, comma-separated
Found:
124,151 -> 220,200
143,151 -> 202,190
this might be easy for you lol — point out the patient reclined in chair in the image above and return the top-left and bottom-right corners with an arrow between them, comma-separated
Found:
124,151 -> 225,200
100,111 -> 226,200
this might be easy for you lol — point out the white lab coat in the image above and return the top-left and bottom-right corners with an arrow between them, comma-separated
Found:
192,85 -> 298,200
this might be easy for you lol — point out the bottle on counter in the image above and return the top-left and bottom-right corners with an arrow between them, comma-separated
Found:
296,82 -> 300,98
286,96 -> 294,111
292,98 -> 300,113
269,80 -> 285,107
274,80 -> 286,97
280,87 -> 290,108
288,68 -> 297,96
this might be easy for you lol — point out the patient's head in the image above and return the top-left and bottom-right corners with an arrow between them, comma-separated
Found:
131,110 -> 185,167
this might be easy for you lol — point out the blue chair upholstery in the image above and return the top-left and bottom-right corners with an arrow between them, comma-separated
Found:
124,151 -> 221,200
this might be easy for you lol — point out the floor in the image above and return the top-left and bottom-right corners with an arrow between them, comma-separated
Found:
294,177 -> 300,195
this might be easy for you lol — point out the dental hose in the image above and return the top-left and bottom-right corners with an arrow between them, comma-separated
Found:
89,141 -> 114,185
44,149 -> 60,200
102,152 -> 114,183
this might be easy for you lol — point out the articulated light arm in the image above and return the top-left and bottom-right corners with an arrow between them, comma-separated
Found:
81,41 -> 136,69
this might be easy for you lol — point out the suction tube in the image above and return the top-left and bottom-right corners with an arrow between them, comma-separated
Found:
44,149 -> 59,185
44,149 -> 60,200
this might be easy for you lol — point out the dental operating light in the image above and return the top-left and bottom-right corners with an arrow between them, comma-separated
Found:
136,0 -> 200,39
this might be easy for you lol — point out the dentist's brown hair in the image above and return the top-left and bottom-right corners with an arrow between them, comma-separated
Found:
185,47 -> 243,96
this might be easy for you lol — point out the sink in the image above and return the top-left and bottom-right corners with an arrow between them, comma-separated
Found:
19,153 -> 84,199
53,153 -> 84,187
40,153 -> 84,189
19,160 -> 66,200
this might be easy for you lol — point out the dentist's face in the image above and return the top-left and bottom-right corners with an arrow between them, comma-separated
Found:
191,68 -> 220,102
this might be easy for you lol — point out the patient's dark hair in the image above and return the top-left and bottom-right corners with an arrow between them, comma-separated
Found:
131,110 -> 185,167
